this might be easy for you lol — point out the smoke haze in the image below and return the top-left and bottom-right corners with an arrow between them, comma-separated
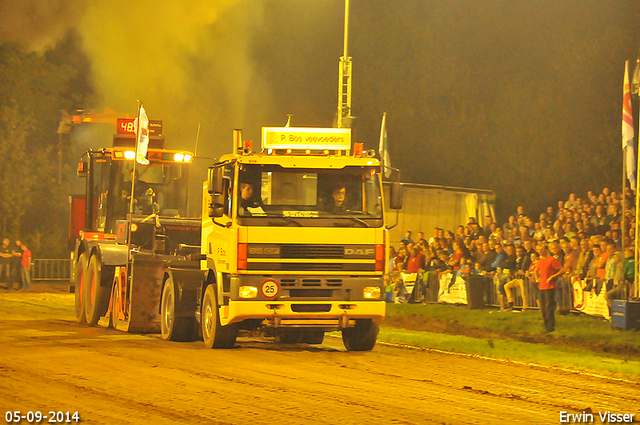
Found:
0,0 -> 86,51
77,0 -> 274,157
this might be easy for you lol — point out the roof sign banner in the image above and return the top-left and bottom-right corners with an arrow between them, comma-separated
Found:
261,127 -> 351,150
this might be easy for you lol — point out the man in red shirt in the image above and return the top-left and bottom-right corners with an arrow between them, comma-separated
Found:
535,243 -> 564,333
406,248 -> 425,273
20,242 -> 32,291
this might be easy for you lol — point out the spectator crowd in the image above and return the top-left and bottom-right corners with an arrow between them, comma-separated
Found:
388,187 -> 637,323
0,238 -> 32,291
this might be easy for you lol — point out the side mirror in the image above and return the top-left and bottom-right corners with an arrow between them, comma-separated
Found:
207,166 -> 224,194
208,206 -> 224,218
389,182 -> 403,210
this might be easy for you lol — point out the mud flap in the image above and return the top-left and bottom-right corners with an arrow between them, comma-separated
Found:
127,257 -> 164,333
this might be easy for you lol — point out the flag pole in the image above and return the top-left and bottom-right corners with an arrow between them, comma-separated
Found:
624,59 -> 640,300
128,100 -> 142,252
633,146 -> 640,298
129,100 -> 142,218
622,144 -> 627,298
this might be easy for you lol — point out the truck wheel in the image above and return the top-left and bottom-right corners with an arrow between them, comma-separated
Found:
303,330 -> 325,345
109,275 -> 120,329
202,285 -> 237,349
161,278 -> 192,342
342,319 -> 379,351
84,255 -> 110,326
74,253 -> 88,324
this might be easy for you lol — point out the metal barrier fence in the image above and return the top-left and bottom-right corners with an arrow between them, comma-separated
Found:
32,259 -> 71,281
403,272 -> 575,310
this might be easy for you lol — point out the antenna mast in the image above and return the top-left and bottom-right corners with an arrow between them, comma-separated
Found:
337,0 -> 353,128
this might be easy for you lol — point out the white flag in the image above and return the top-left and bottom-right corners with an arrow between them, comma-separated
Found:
623,61 -> 636,189
379,112 -> 391,178
134,105 -> 150,165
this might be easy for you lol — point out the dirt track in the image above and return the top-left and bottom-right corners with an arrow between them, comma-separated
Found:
1,286 -> 639,424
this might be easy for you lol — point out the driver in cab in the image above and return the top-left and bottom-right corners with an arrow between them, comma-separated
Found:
327,185 -> 347,214
239,182 -> 264,215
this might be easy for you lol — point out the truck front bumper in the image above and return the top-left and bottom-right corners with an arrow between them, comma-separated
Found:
218,300 -> 385,329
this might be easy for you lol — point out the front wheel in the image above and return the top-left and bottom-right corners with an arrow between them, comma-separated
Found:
342,319 -> 379,351
202,285 -> 237,349
161,278 -> 193,342
74,253 -> 88,324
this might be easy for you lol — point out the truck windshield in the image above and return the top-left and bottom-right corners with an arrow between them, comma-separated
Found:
111,161 -> 189,219
237,165 -> 383,226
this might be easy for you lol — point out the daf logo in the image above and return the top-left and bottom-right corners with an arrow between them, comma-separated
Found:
345,248 -> 374,256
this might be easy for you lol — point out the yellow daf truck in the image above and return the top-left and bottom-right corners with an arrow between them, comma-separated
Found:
197,127 -> 401,350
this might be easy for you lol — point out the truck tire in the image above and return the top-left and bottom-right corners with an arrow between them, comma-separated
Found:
84,255 -> 111,326
109,274 -> 121,329
342,319 -> 379,351
161,278 -> 192,342
202,285 -> 237,349
74,253 -> 88,324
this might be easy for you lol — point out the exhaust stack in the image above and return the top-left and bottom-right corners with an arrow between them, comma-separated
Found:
233,129 -> 243,153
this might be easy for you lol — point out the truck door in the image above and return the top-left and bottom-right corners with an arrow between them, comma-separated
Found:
90,157 -> 112,233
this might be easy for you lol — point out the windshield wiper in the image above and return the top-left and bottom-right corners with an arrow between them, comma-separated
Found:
259,213 -> 303,227
279,215 -> 303,227
338,216 -> 370,228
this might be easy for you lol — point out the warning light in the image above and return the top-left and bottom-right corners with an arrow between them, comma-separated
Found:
354,143 -> 363,157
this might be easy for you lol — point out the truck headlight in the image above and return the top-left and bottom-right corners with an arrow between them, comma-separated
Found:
363,286 -> 381,299
239,286 -> 258,299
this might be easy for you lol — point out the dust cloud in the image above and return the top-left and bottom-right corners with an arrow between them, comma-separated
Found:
76,0 -> 273,157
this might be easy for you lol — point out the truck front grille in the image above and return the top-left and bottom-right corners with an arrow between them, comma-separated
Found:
280,245 -> 344,259
247,262 -> 374,271
288,289 -> 333,298
291,304 -> 332,313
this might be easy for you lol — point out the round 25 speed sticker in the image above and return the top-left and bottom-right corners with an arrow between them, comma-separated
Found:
261,279 -> 280,299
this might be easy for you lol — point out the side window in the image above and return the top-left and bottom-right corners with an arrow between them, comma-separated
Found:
92,159 -> 111,232
224,165 -> 234,217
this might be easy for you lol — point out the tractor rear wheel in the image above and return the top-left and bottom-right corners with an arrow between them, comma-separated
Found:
84,255 -> 111,326
74,253 -> 88,324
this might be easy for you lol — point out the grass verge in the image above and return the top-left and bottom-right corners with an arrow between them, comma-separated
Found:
378,303 -> 640,377
377,327 -> 640,378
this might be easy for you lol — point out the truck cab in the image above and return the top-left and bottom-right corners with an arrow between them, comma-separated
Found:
199,127 -> 394,351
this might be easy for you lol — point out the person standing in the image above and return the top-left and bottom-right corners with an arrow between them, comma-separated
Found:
20,242 -> 32,291
0,238 -> 11,289
10,240 -> 23,290
400,231 -> 413,245
534,243 -> 565,333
